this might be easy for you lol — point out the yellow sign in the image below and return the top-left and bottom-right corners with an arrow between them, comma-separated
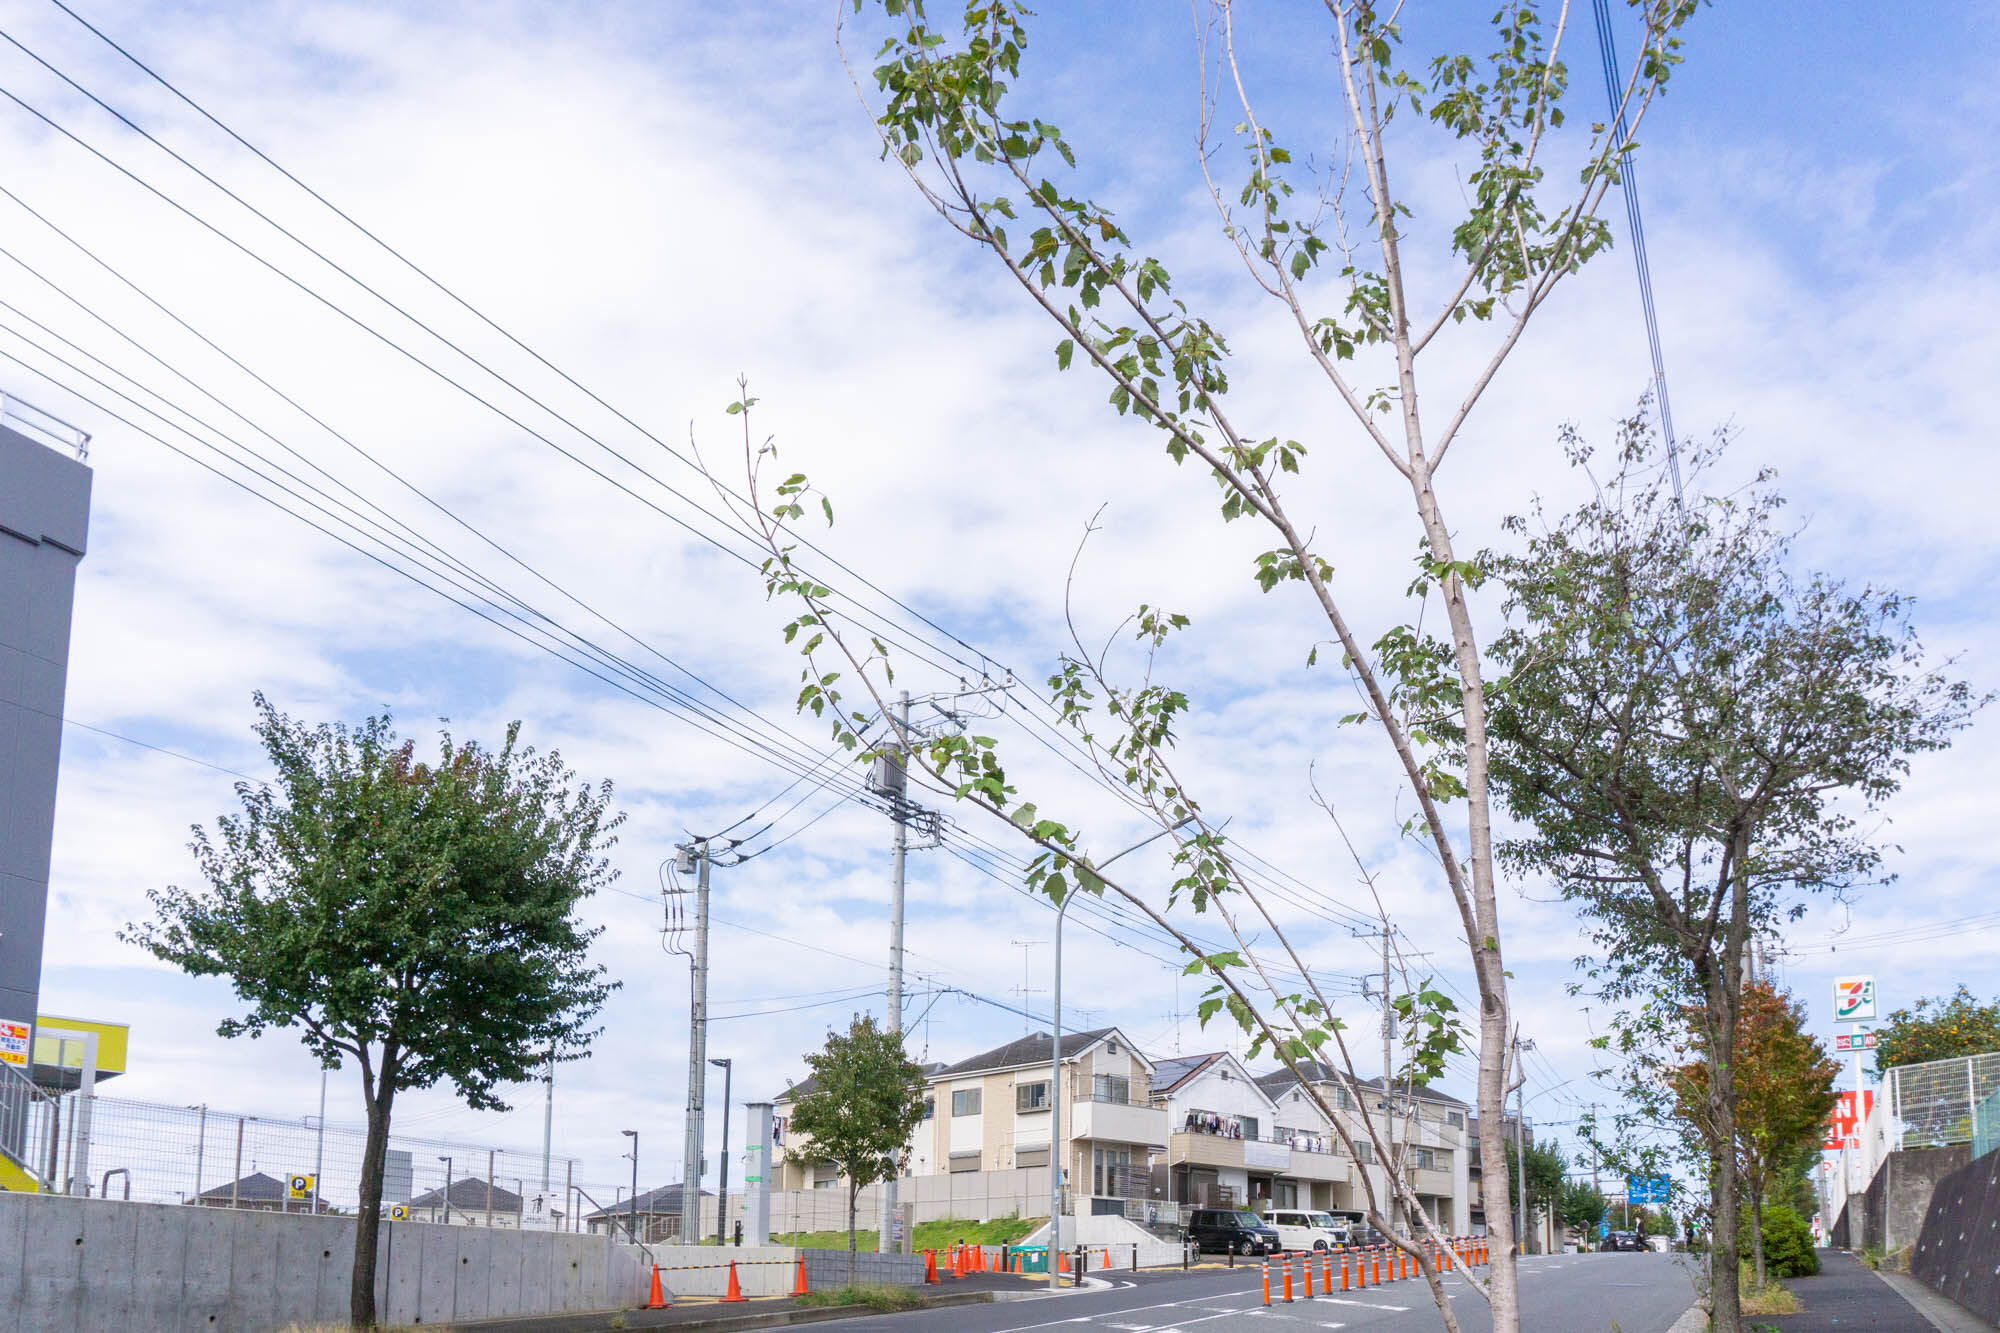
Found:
387,1204 -> 409,1221
0,1021 -> 27,1068
288,1174 -> 316,1200
32,1014 -> 129,1075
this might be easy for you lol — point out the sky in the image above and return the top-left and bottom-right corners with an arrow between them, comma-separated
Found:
3,0 -> 1996,1206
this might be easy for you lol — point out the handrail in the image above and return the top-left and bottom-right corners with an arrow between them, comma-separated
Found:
0,392 -> 90,461
571,1182 -> 658,1264
0,1059 -> 54,1192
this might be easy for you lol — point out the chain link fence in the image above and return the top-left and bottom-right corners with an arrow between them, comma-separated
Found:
1889,1050 -> 2000,1151
18,1089 -> 635,1231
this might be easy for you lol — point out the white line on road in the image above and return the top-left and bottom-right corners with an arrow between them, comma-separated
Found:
1310,1297 -> 1410,1310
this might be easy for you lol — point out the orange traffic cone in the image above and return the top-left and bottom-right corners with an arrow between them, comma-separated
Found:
1057,1247 -> 1069,1274
924,1249 -> 940,1284
793,1255 -> 810,1296
644,1264 -> 668,1309
722,1260 -> 746,1303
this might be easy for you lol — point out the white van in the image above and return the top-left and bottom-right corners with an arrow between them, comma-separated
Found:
1264,1208 -> 1349,1252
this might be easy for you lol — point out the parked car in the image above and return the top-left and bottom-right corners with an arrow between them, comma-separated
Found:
1188,1208 -> 1283,1256
1604,1230 -> 1645,1251
1265,1208 -> 1350,1251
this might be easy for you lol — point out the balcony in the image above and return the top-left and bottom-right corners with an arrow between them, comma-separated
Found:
1070,1095 -> 1168,1148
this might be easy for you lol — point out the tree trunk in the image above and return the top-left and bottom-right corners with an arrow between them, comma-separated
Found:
351,1078 -> 396,1326
846,1181 -> 859,1289
1705,850 -> 1752,1333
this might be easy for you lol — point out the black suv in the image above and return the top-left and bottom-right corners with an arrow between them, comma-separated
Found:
1188,1208 -> 1282,1256
1604,1230 -> 1645,1252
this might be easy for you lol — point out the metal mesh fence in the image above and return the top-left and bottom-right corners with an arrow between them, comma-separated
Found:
1890,1050 -> 2000,1151
1974,1085 -> 2000,1162
19,1089 -> 634,1231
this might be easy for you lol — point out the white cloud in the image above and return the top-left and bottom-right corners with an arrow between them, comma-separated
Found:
7,0 -> 1991,1199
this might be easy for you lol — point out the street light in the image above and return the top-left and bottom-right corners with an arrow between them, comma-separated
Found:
1048,817 -> 1195,1291
710,1058 -> 733,1247
621,1130 -> 639,1244
438,1155 -> 454,1225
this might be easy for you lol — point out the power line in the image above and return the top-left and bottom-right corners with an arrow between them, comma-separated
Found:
1590,0 -> 1681,496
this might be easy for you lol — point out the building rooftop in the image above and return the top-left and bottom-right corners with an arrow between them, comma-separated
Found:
928,1028 -> 1122,1080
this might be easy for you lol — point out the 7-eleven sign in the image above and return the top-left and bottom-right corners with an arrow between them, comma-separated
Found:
1834,976 -> 1877,1023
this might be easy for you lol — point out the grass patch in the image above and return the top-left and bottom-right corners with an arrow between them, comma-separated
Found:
771,1215 -> 1044,1253
1739,1262 -> 1801,1317
796,1283 -> 927,1312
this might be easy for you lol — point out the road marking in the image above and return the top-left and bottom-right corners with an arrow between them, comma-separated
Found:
1312,1297 -> 1410,1310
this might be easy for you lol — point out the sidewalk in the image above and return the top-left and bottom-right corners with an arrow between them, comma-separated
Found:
1761,1250 -> 1994,1332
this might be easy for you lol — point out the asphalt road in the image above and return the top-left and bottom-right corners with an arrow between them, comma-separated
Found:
831,1253 -> 1700,1333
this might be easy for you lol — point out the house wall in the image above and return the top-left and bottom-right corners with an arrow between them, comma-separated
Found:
1163,1060 -> 1279,1136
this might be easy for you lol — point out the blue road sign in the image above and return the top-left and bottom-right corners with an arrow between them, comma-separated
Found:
1626,1175 -> 1670,1205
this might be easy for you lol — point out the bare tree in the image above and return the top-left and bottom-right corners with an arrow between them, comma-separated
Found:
713,3 -> 1702,1328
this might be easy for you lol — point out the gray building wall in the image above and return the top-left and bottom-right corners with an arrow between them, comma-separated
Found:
1911,1149 -> 2000,1324
0,1191 -> 651,1330
0,422 -> 91,1042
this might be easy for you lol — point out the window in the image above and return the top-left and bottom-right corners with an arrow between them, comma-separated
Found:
1354,1140 -> 1373,1165
952,1088 -> 982,1116
1015,1146 -> 1049,1168
1093,1146 -> 1133,1196
1016,1081 -> 1050,1113
1447,1111 -> 1464,1128
948,1151 -> 981,1173
1090,1074 -> 1130,1104
1414,1148 -> 1436,1171
922,1098 -> 934,1121
1235,1115 -> 1260,1141
1334,1087 -> 1351,1110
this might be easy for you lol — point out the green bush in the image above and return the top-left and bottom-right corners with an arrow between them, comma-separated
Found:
1739,1203 -> 1818,1278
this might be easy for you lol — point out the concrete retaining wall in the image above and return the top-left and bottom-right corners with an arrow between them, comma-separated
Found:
0,1191 -> 648,1331
1021,1213 -> 1183,1268
1911,1150 -> 2000,1324
1861,1146 -> 1970,1254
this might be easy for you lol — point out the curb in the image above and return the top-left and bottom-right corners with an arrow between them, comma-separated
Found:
1876,1269 -> 1999,1333
449,1290 -> 997,1333
1664,1304 -> 1707,1333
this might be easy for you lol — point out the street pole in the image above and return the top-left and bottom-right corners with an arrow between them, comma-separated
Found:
1381,925 -> 1396,1229
313,1068 -> 327,1214
711,1058 -> 732,1246
1513,1040 -> 1530,1255
541,1047 -> 555,1195
681,841 -> 712,1244
881,690 -> 910,1252
622,1130 -> 639,1244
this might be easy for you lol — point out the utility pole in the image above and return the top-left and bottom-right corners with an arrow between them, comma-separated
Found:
677,840 -> 713,1244
881,691 -> 909,1252
711,1058 -> 733,1246
541,1047 -> 555,1196
1513,1034 -> 1535,1255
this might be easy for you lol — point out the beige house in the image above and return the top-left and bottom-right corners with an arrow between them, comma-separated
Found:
774,1028 -> 1168,1218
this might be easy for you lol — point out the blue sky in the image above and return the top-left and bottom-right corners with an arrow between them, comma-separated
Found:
5,0 -> 1996,1206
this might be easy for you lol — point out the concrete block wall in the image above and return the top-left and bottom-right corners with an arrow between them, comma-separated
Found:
0,1192 -> 649,1331
801,1247 -> 927,1289
1911,1150 -> 2000,1325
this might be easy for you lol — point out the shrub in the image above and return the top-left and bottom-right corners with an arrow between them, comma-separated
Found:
1739,1203 -> 1818,1278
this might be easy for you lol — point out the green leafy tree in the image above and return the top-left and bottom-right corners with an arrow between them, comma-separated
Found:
123,696 -> 620,1327
1677,984 -> 1839,1285
1502,1137 -> 1566,1250
785,1016 -> 928,1286
1485,427 -> 1978,1331
1875,986 -> 2000,1074
726,1 -> 1707,1327
1558,1178 -> 1608,1242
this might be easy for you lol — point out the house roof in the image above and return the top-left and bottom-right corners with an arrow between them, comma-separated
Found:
927,1028 -> 1132,1080
582,1182 -> 709,1220
1150,1052 -> 1225,1096
779,1061 -> 946,1105
197,1171 -> 290,1203
409,1177 -> 525,1212
1249,1060 -> 1469,1110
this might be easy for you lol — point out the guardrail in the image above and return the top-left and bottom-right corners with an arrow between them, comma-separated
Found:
0,392 -> 90,461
